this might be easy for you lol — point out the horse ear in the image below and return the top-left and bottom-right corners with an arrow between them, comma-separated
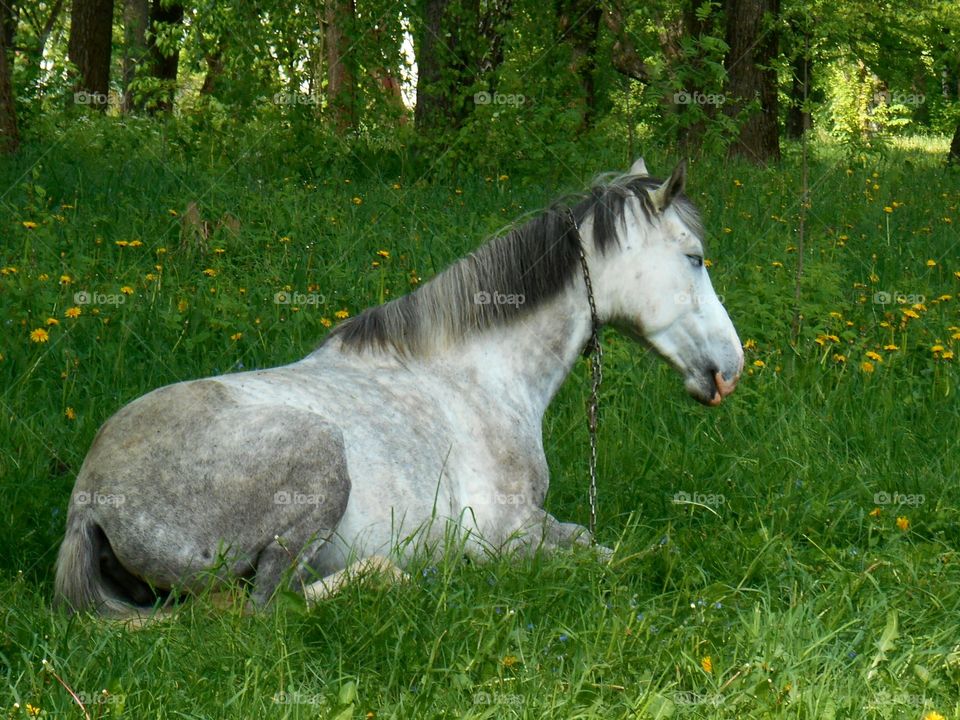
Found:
629,157 -> 649,176
648,160 -> 687,214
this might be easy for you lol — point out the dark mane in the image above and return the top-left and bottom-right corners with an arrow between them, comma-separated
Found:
322,174 -> 701,356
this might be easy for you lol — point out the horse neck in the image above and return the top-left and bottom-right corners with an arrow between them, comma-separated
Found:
447,277 -> 594,421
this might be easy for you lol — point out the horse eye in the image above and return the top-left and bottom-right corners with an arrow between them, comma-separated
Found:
686,254 -> 704,268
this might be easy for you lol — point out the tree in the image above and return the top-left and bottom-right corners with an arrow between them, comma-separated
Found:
121,0 -> 149,111
325,0 -> 357,130
0,0 -> 18,153
68,0 -> 116,108
147,0 -> 183,112
556,0 -> 603,130
949,123 -> 960,164
723,0 -> 781,162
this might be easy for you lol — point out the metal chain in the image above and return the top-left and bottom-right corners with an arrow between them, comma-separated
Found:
563,208 -> 602,541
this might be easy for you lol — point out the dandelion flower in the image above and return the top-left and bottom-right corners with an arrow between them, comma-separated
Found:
335,309 -> 350,320
65,307 -> 81,319
230,332 -> 243,341
942,351 -> 955,360
922,712 -> 945,720
59,274 -> 72,285
753,359 -> 765,368
896,516 -> 909,531
869,507 -> 881,518
376,249 -> 390,258
833,354 -> 846,363
701,656 -> 713,673
129,239 -> 143,247
902,309 -> 919,319
498,174 -> 509,181
203,268 -> 217,277
883,206 -> 893,214
30,328 -> 50,343
743,339 -> 757,350
214,247 -> 226,255
65,407 -> 76,420
860,361 -> 875,373
45,317 -> 59,327
931,345 -> 944,353
320,317 -> 332,328
115,240 -> 129,247
120,286 -> 134,295
352,197 -> 363,205
865,351 -> 883,362
926,259 -> 937,267
502,655 -> 519,668
22,221 -> 38,229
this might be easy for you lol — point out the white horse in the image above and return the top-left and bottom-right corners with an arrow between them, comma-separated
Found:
55,159 -> 743,616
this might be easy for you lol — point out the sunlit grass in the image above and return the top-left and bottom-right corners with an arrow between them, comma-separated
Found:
1,123 -> 958,718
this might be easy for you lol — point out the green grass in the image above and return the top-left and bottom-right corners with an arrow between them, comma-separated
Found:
1,121 -> 959,718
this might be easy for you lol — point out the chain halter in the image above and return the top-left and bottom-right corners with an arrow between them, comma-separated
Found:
561,207 -> 602,541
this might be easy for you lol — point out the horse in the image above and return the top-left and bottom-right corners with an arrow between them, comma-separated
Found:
54,158 -> 743,617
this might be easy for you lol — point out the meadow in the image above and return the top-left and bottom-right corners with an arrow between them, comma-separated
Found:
1,122 -> 959,718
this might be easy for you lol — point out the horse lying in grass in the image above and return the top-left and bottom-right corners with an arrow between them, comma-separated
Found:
55,158 -> 743,617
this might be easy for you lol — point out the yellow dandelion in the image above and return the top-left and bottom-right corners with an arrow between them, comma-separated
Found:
723,227 -> 732,234
926,259 -> 937,267
743,339 -> 757,350
704,259 -> 713,268
829,311 -> 842,319
733,179 -> 742,187
168,208 -> 179,216
883,206 -> 893,214
25,704 -> 40,717
177,299 -> 189,313
865,351 -> 883,362
860,361 -> 875,373
753,359 -> 765,368
872,183 -> 879,190
129,239 -> 143,247
279,236 -> 291,244
371,261 -> 380,268
1,265 -> 17,275
942,350 -> 955,360
814,336 -> 827,346
499,174 -> 509,181
879,321 -> 891,328
156,247 -> 167,254
896,516 -> 909,531
30,328 -> 50,343
120,286 -> 134,295
115,240 -> 129,247
334,309 -> 350,320
902,309 -> 919,319
952,332 -> 960,340
954,270 -> 960,280
320,317 -> 332,328
869,507 -> 881,518
455,188 -> 463,195
833,354 -> 846,363
931,345 -> 944,353
352,197 -> 363,205
145,273 -> 156,281
65,407 -> 76,421
922,712 -> 945,720
827,334 -> 839,342
701,656 -> 713,673
376,249 -> 390,259
22,220 -> 39,229
37,273 -> 49,281
502,655 -> 519,668
203,268 -> 217,277
391,183 -> 401,190
59,274 -> 72,285
45,317 -> 59,327
771,261 -> 783,268
230,332 -> 243,341
65,307 -> 81,319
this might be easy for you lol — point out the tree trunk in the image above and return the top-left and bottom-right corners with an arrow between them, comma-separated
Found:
146,0 -> 183,113
200,48 -> 223,97
785,49 -> 812,139
414,0 -> 453,134
121,0 -> 148,112
556,0 -> 603,130
723,0 -> 781,163
0,0 -> 18,153
68,0 -> 116,109
604,1 -> 651,83
949,122 -> 960,164
325,0 -> 357,130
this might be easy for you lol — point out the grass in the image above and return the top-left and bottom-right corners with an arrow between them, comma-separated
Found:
1,120 -> 959,718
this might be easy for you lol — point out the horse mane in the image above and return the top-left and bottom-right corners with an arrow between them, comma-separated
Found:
322,173 -> 702,356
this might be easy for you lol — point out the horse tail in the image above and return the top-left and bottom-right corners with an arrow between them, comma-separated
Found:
54,514 -> 137,616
